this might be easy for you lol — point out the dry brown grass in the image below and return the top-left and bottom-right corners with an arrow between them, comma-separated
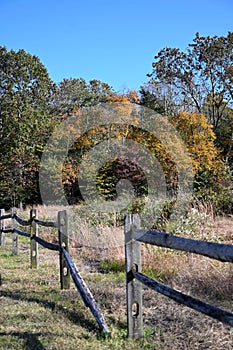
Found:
1,205 -> 232,349
67,213 -> 233,349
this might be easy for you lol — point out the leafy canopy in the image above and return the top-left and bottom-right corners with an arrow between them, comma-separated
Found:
146,32 -> 233,130
0,46 -> 55,206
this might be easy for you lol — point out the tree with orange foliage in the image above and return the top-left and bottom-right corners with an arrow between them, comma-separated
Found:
106,89 -> 140,104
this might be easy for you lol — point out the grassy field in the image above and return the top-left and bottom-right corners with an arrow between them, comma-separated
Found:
0,211 -> 233,349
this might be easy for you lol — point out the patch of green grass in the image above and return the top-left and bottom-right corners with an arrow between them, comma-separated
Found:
0,251 -> 15,259
99,255 -> 175,283
0,247 -> 158,350
142,266 -> 170,282
100,259 -> 125,274
97,260 -> 126,283
87,272 -> 125,284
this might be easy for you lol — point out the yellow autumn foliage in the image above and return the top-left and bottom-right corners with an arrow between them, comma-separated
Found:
170,111 -> 223,174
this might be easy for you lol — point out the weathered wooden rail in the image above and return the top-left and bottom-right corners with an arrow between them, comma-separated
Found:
0,208 -> 110,335
124,214 -> 233,339
1,209 -> 232,339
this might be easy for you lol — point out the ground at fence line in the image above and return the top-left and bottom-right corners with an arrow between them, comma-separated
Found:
0,220 -> 233,350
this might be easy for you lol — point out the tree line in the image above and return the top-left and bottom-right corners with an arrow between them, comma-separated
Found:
0,32 -> 232,214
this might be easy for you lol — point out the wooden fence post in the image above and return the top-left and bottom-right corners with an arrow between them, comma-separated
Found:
30,208 -> 38,268
58,210 -> 70,290
0,209 -> 5,246
11,207 -> 18,255
125,214 -> 143,339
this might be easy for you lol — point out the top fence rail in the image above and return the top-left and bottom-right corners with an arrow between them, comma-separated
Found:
0,210 -> 57,228
133,229 -> 233,263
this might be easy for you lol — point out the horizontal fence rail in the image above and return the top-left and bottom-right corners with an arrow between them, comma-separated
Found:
14,214 -> 31,226
125,214 -> 233,339
33,217 -> 58,227
133,229 -> 233,263
0,213 -> 12,220
0,208 -> 110,335
32,235 -> 60,251
0,211 -> 57,227
133,271 -> 233,326
6,228 -> 31,238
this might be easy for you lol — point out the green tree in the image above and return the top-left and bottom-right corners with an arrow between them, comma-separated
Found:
0,46 -> 55,207
210,106 -> 233,167
140,82 -> 179,115
50,78 -> 114,115
146,32 -> 233,130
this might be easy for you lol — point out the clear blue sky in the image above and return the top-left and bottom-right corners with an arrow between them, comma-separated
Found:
1,0 -> 233,92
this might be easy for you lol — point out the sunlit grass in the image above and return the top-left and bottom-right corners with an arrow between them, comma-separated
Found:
0,207 -> 232,349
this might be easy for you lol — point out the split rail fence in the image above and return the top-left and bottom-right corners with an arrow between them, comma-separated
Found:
0,208 -> 110,335
125,214 -> 233,339
1,209 -> 233,340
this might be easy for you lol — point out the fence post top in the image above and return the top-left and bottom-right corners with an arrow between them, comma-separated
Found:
125,214 -> 141,228
124,214 -> 141,244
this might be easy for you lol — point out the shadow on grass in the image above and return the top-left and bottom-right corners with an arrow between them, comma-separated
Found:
0,331 -> 46,350
0,289 -> 100,334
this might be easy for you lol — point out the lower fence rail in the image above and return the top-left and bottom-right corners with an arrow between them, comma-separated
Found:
133,270 -> 233,326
